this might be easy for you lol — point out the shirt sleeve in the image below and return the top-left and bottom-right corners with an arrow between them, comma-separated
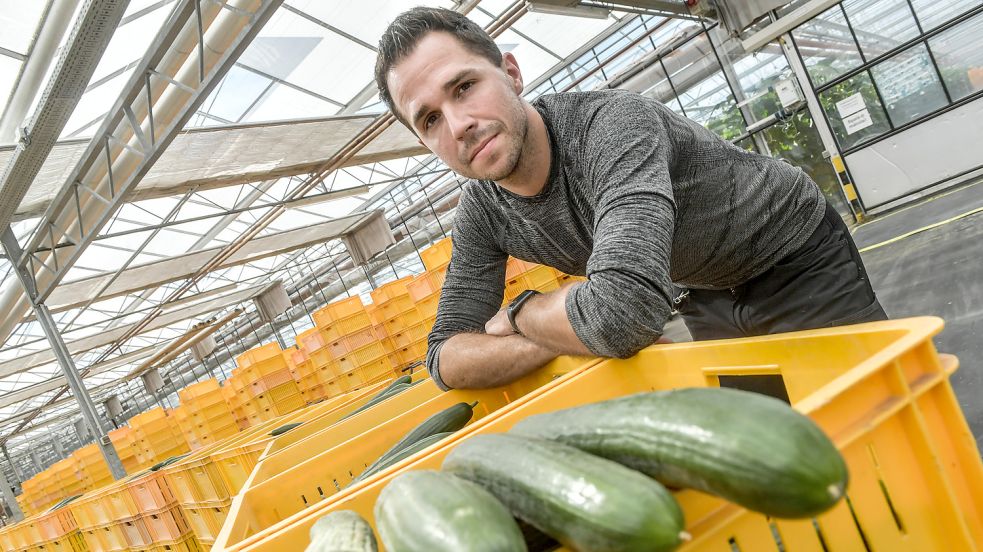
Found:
565,93 -> 677,358
425,186 -> 508,390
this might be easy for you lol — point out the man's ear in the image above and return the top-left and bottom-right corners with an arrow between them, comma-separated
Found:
417,138 -> 425,147
501,52 -> 524,94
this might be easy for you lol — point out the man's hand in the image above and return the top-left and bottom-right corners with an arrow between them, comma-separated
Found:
484,308 -> 514,337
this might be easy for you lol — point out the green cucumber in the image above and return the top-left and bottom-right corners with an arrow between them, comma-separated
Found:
48,494 -> 82,511
384,401 -> 476,459
306,510 -> 378,552
353,401 -> 476,484
150,454 -> 188,471
443,434 -> 685,552
352,431 -> 455,484
510,387 -> 848,518
375,470 -> 526,551
270,422 -> 303,436
341,383 -> 411,421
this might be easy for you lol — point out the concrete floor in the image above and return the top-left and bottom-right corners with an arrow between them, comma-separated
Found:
662,178 -> 983,446
856,179 -> 983,448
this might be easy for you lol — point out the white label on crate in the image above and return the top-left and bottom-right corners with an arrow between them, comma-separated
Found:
843,109 -> 874,135
836,93 -> 866,118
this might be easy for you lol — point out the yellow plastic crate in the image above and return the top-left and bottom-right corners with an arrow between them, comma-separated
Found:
369,277 -> 413,304
319,312 -> 373,342
377,294 -> 415,321
36,530 -> 87,552
389,320 -> 432,348
420,237 -> 452,270
312,296 -> 365,328
407,270 -> 446,302
178,379 -> 223,402
216,355 -> 597,547
325,327 -> 377,358
235,342 -> 283,369
415,293 -> 439,318
219,317 -> 983,552
182,498 -> 231,550
79,521 -> 128,552
209,382 -> 391,498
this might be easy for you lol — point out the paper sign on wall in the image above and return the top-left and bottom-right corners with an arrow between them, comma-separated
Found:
835,93 -> 873,135
774,79 -> 800,108
843,109 -> 874,135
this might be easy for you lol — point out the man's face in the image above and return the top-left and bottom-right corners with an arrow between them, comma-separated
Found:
387,32 -> 528,182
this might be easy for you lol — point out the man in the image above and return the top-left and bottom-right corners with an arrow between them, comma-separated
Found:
375,7 -> 886,391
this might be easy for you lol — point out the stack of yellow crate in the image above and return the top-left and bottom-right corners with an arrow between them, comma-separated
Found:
231,343 -> 305,427
129,407 -> 191,466
109,425 -> 146,473
369,277 -> 423,373
72,443 -> 114,492
175,379 -> 239,451
69,468 -> 199,551
291,328 -> 337,403
311,296 -> 399,393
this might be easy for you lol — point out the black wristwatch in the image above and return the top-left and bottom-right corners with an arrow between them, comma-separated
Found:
507,290 -> 540,337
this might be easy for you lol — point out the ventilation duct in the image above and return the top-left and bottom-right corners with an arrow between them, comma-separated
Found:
341,209 -> 397,265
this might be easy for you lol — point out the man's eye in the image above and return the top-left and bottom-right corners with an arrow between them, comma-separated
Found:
459,81 -> 473,95
424,114 -> 439,130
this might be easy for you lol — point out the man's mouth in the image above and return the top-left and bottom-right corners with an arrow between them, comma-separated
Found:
470,133 -> 498,163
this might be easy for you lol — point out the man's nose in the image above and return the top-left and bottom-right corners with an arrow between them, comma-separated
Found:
446,107 -> 477,141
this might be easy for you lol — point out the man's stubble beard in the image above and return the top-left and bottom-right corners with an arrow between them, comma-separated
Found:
459,95 -> 528,182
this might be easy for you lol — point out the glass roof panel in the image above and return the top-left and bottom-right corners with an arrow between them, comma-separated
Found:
252,8 -> 376,104
0,0 -> 48,55
287,0 -> 457,45
91,2 -> 173,83
0,55 -> 21,116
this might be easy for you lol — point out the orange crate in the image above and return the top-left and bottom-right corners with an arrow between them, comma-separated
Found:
369,277 -> 413,303
504,256 -> 539,279
378,294 -> 415,320
267,382 -> 302,404
296,328 -> 326,354
35,506 -> 78,541
320,312 -> 373,341
371,324 -> 389,342
148,532 -> 201,552
236,342 -> 282,369
407,270 -> 447,301
128,470 -> 177,511
326,327 -> 377,357
216,355 -> 594,548
178,379 -> 222,402
246,368 -> 295,395
389,321 -> 432,348
79,522 -> 128,552
392,338 -> 428,366
138,505 -> 194,543
312,296 -> 364,328
183,498 -> 232,547
335,342 -> 389,373
415,293 -> 439,318
38,531 -> 87,552
222,318 -> 983,552
420,237 -> 452,270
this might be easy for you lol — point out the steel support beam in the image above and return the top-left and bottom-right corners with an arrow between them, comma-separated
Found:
1,445 -> 22,484
0,0 -> 285,350
50,434 -> 65,459
0,463 -> 22,522
1,227 -> 127,480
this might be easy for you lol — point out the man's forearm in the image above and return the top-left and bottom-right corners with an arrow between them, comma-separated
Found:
515,283 -> 594,356
437,332 -> 558,389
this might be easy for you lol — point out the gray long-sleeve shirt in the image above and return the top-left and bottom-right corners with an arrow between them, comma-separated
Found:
426,89 -> 825,390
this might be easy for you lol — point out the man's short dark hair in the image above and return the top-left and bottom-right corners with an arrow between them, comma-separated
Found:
375,7 -> 502,127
